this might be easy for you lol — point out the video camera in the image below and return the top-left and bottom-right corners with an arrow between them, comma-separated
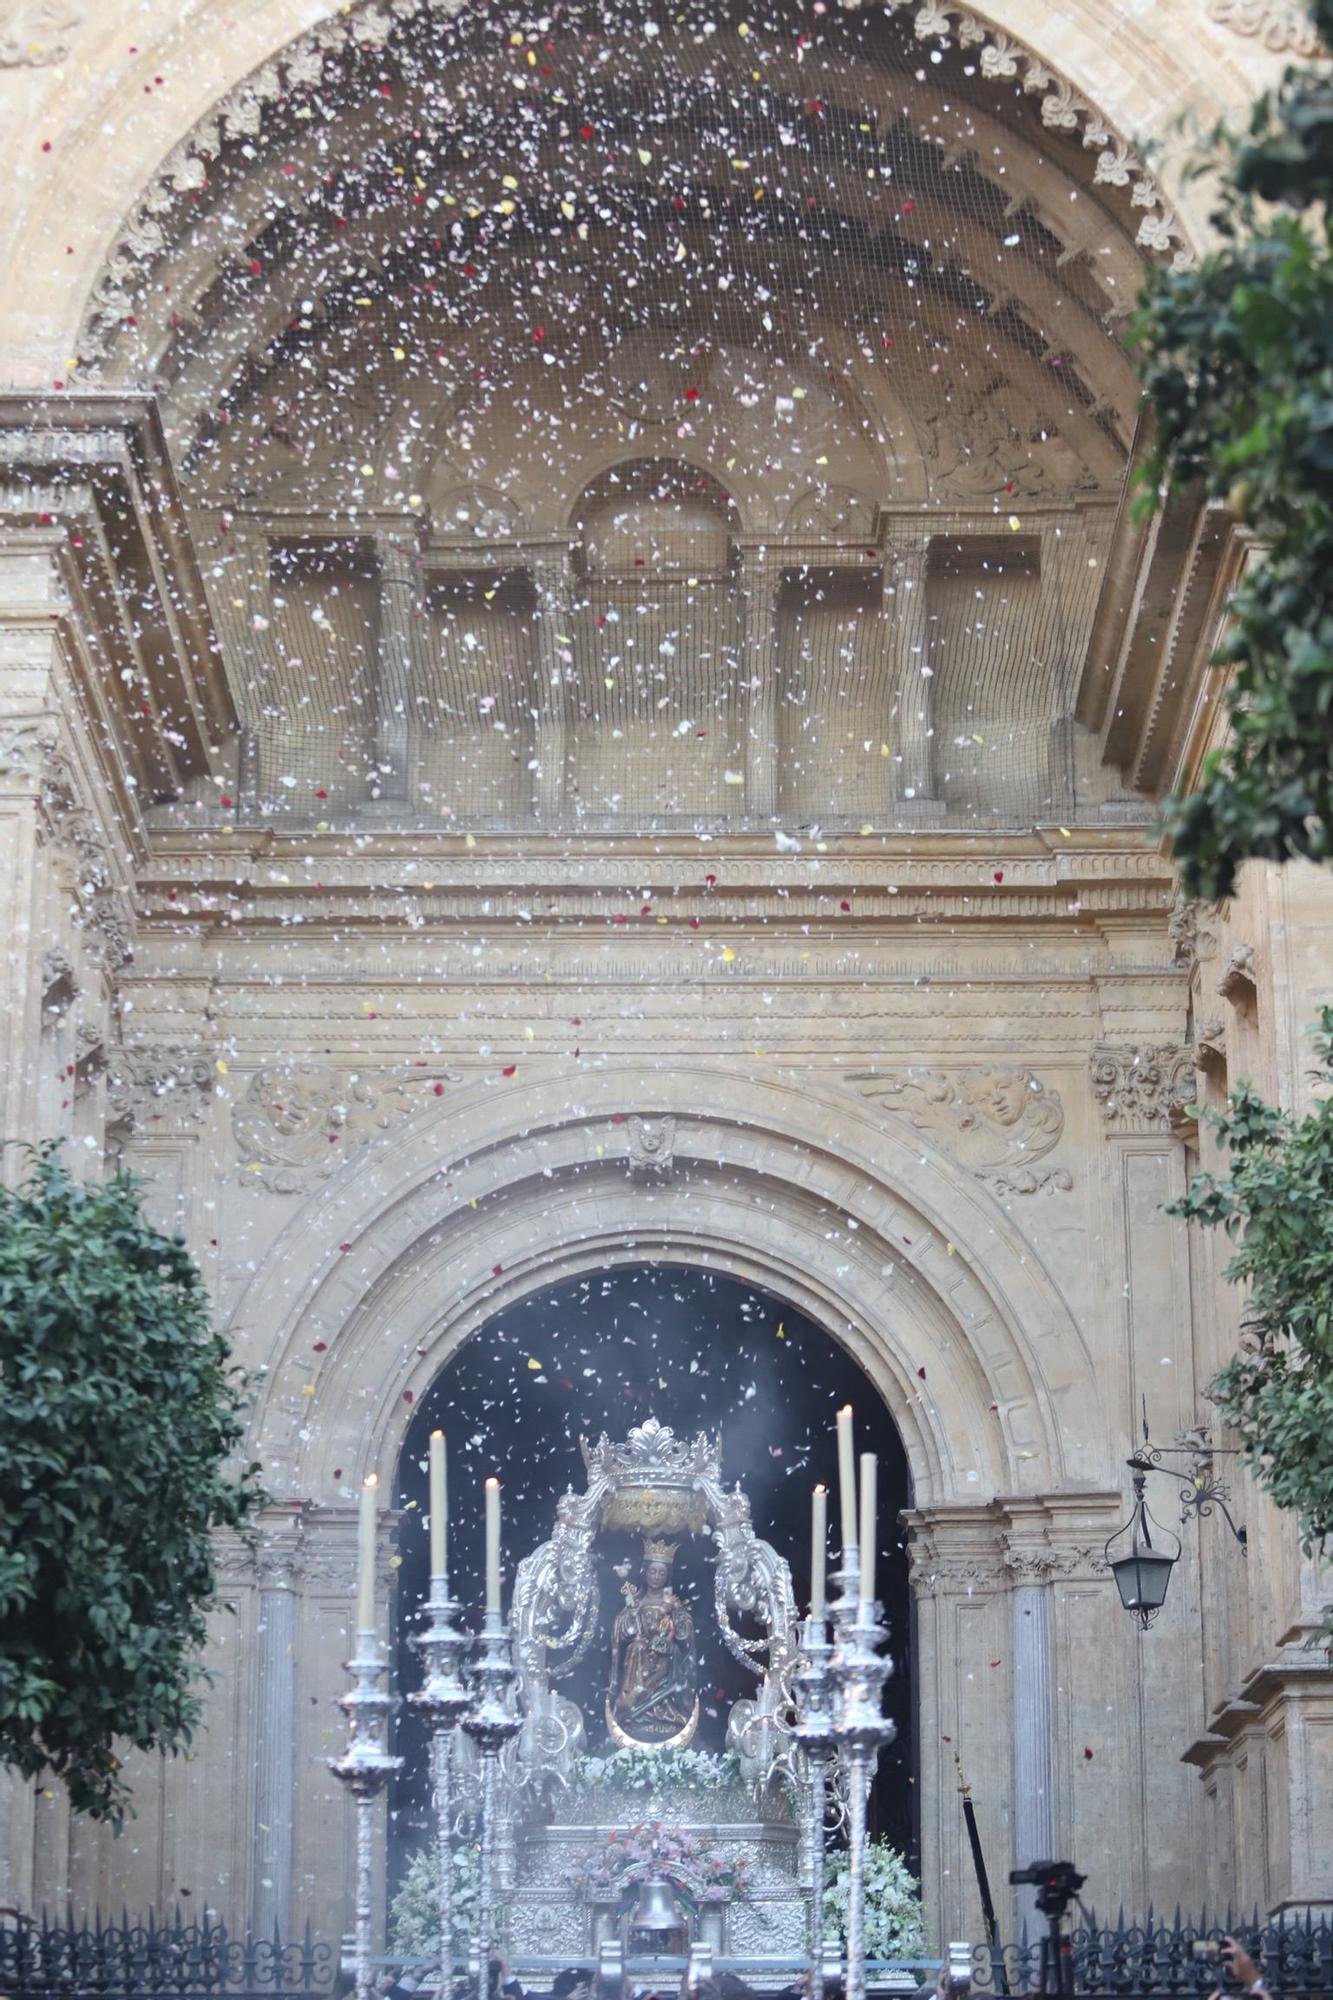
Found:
1009,1861 -> 1087,1922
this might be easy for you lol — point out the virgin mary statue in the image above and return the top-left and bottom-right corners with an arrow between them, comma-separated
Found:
606,1539 -> 699,1748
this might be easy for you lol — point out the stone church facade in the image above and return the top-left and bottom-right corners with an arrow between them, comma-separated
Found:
1,0 -> 1331,1951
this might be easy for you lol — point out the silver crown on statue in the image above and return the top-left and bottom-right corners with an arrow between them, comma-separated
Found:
580,1416 -> 721,1488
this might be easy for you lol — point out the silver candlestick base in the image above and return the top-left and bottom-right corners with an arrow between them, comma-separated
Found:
462,1610 -> 521,1983
830,1562 -> 895,2000
410,1577 -> 472,1995
793,1614 -> 838,2000
331,1631 -> 404,2000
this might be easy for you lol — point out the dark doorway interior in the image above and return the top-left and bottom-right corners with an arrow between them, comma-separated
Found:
391,1263 -> 914,1886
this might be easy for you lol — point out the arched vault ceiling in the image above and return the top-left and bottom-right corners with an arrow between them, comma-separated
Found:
91,0 -> 1159,511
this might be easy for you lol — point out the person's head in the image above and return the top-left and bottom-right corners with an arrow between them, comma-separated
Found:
642,1560 -> 670,1591
553,1971 -> 594,2000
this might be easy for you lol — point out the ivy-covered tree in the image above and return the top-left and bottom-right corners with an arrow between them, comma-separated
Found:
1133,0 -> 1333,901
1168,1013 -> 1333,1597
0,1148 -> 262,1823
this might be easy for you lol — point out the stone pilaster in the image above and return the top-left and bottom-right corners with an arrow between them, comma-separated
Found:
253,1537 -> 301,1935
528,550 -> 575,825
884,543 -> 938,811
374,537 -> 427,808
739,548 -> 780,819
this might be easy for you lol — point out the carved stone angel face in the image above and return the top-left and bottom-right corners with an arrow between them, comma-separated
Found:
973,1069 -> 1029,1127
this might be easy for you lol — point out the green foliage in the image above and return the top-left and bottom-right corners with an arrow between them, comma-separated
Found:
822,1838 -> 926,1961
1168,1013 -> 1333,1581
1132,0 -> 1333,900
0,1146 -> 262,1823
388,1841 -> 481,1962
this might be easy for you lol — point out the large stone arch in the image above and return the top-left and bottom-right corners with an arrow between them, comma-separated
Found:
1,0 -> 1266,387
235,1063 -> 1102,1508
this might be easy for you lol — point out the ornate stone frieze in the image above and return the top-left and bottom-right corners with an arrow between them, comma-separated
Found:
1204,0 -> 1319,52
0,0 -> 80,67
627,1113 -> 675,1184
107,1044 -> 217,1136
1090,1044 -> 1197,1130
36,745 -> 134,973
848,1064 -> 1071,1193
0,716 -> 60,785
232,1061 -> 458,1192
1003,1544 -> 1108,1582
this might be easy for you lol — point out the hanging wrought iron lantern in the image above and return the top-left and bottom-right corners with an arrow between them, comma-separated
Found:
1104,1456 -> 1181,1628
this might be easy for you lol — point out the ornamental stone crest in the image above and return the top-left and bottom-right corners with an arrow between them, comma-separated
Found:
848,1064 -> 1071,1194
627,1114 -> 675,1184
231,1061 -> 458,1192
1090,1044 -> 1197,1130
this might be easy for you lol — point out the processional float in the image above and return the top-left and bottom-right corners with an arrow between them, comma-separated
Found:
332,1409 -> 896,2000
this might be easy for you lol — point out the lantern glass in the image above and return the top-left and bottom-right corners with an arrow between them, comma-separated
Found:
1110,1545 -> 1176,1614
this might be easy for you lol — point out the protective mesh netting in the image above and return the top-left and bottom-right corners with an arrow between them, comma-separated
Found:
159,0 -> 1145,830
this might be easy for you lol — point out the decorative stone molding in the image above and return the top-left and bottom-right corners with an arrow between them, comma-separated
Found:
1090,1043 -> 1197,1129
1204,0 -> 1320,53
1002,1544 -> 1108,1582
848,1064 -> 1071,1194
40,948 -> 78,1027
627,1114 -> 675,1184
76,0 -> 1189,364
0,0 -> 80,67
232,1061 -> 459,1193
1194,1017 -> 1228,1079
36,745 -> 134,974
1217,941 -> 1258,1007
106,1044 -> 217,1137
1168,894 -> 1221,977
0,717 -> 60,786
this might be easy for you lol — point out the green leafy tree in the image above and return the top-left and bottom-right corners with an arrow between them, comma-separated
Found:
0,1147 -> 262,1822
1168,1014 -> 1333,1595
1133,0 -> 1333,901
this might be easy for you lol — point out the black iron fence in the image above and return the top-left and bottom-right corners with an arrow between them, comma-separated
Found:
0,1913 -> 337,2000
971,1912 -> 1333,1996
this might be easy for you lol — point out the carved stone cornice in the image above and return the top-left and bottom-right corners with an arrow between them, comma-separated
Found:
848,1064 -> 1071,1194
211,1509 -> 396,1598
1090,1043 -> 1197,1130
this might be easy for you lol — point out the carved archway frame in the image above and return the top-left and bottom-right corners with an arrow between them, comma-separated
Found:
237,1063 -> 1103,1507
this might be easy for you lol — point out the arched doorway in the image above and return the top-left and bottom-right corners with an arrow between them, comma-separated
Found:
391,1262 -> 915,1899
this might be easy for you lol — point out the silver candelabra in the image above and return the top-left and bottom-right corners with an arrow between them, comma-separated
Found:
830,1548 -> 895,2000
462,1610 -> 522,1985
410,1578 -> 472,1996
792,1613 -> 838,2000
331,1630 -> 404,2000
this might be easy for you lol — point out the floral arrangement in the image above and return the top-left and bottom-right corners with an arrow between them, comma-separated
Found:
569,1821 -> 751,1907
388,1841 -> 485,1960
822,1839 -> 926,1961
572,1746 -> 740,1796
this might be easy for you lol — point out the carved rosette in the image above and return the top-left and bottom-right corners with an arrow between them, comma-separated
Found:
849,1063 -> 1072,1194
1090,1044 -> 1197,1130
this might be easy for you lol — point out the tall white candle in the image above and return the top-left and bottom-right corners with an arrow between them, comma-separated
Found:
836,1404 -> 858,1554
859,1451 -> 877,1614
429,1430 -> 447,1582
485,1477 -> 501,1615
357,1474 -> 378,1634
810,1484 -> 828,1621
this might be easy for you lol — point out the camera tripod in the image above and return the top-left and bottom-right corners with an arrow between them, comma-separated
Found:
1008,1861 -> 1086,2000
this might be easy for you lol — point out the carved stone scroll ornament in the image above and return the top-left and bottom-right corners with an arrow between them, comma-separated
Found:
106,1045 -> 217,1138
231,1061 -> 459,1192
849,1064 -> 1072,1194
0,0 -> 81,67
1204,0 -> 1319,52
1090,1044 -> 1198,1130
1168,894 -> 1221,976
